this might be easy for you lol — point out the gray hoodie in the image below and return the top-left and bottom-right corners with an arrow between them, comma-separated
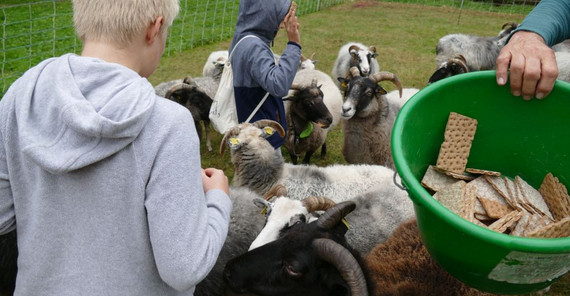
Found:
0,54 -> 232,295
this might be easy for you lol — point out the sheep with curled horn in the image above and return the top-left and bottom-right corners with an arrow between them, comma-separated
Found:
428,54 -> 472,84
283,77 -> 333,164
337,66 -> 406,169
219,120 -> 286,196
164,79 -> 213,151
224,200 -> 371,296
332,42 -> 380,88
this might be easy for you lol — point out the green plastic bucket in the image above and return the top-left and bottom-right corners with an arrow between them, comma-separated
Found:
392,70 -> 570,294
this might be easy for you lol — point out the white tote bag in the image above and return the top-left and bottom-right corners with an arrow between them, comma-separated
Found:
209,35 -> 269,134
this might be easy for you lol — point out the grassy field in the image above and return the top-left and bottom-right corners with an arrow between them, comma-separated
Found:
149,1 -> 570,295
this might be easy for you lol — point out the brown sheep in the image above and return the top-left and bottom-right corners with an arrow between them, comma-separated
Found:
364,219 -> 495,296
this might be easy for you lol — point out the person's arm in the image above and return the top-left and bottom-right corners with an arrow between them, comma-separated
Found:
496,0 -> 570,100
0,90 -> 15,235
144,109 -> 231,291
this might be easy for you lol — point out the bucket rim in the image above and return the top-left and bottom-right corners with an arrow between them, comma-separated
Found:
392,70 -> 570,252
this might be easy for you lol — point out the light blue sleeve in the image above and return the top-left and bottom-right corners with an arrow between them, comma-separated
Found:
512,0 -> 570,46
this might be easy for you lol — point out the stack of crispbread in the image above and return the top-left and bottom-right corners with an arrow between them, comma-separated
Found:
421,112 -> 570,239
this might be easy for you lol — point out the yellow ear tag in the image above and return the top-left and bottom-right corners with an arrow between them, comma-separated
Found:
260,207 -> 267,215
263,126 -> 275,136
229,137 -> 240,147
341,218 -> 350,230
341,82 -> 348,89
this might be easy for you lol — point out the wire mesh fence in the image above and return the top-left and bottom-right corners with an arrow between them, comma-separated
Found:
0,0 -> 539,97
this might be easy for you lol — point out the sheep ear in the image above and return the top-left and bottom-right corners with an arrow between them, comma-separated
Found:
377,86 -> 387,96
228,137 -> 242,150
261,126 -> 276,138
337,78 -> 348,90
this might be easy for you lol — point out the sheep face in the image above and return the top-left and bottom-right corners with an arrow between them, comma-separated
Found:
224,201 -> 368,296
338,75 -> 387,119
349,45 -> 378,76
428,55 -> 470,84
289,84 -> 332,129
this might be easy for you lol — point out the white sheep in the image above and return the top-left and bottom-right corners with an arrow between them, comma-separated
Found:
331,42 -> 380,87
556,51 -> 570,83
337,67 -> 413,169
201,50 -> 228,78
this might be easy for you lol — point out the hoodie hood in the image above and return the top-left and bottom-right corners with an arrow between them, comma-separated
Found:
230,0 -> 291,51
13,54 -> 155,174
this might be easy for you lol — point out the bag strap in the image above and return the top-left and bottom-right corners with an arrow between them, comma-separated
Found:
230,35 -> 271,124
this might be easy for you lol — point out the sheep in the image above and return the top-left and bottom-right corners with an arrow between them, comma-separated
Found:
283,78 -> 333,164
365,219 -> 494,296
219,120 -> 412,207
202,50 -> 228,78
283,68 -> 343,164
337,67 -> 406,169
223,201 -> 371,296
164,78 -> 214,151
429,22 -> 519,84
274,53 -> 318,70
556,51 -> 570,83
332,42 -> 380,88
553,39 -> 570,53
249,178 -> 415,255
0,231 -> 17,296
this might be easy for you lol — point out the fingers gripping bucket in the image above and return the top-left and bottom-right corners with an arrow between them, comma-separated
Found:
391,71 -> 570,294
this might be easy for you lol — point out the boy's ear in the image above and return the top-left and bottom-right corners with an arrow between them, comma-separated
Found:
146,16 -> 164,44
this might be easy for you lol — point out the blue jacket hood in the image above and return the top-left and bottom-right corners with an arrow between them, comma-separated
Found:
230,0 -> 291,51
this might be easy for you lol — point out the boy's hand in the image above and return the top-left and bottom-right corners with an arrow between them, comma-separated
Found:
284,2 -> 300,45
202,168 -> 230,196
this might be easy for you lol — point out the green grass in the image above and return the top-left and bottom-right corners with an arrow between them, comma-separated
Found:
150,1 -> 570,295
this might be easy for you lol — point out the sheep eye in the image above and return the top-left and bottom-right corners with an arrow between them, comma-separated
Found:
365,89 -> 373,96
284,261 -> 303,278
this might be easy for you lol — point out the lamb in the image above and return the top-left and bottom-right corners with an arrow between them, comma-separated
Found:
429,22 -> 518,84
300,53 -> 318,70
202,50 -> 228,78
332,42 -> 380,88
283,68 -> 343,164
337,67 -> 408,169
164,78 -> 214,151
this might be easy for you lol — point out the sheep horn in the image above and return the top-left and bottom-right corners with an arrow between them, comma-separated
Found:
450,55 -> 469,73
263,184 -> 288,201
301,196 -> 337,213
348,45 -> 361,54
310,78 -> 318,88
370,71 -> 403,98
313,238 -> 369,296
164,83 -> 195,99
309,52 -> 315,60
219,125 -> 243,156
502,22 -> 518,30
300,54 -> 307,61
252,119 -> 285,138
349,66 -> 361,78
316,201 -> 356,230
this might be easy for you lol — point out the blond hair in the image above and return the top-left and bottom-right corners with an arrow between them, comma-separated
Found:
72,0 -> 180,46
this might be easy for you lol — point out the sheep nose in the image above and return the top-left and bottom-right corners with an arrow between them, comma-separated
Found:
342,106 -> 352,114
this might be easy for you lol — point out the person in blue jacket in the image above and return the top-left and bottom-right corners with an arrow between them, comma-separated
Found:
230,0 -> 301,149
496,0 -> 570,100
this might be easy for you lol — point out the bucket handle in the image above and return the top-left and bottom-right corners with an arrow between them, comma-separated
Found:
393,171 -> 407,191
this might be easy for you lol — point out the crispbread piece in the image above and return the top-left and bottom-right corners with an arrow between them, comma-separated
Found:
469,176 -> 510,206
539,173 -> 570,221
504,177 -> 529,212
434,167 -> 476,181
515,176 -> 554,220
526,216 -> 570,238
463,182 -> 478,222
433,181 -> 466,217
485,175 -> 517,209
435,112 -> 478,174
477,197 -> 514,219
421,165 -> 457,192
511,211 -> 531,237
466,168 -> 501,177
488,211 -> 523,233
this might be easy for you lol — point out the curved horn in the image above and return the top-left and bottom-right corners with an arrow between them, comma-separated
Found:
164,83 -> 195,99
348,45 -> 361,54
370,71 -> 403,98
264,184 -> 288,201
219,125 -> 243,156
313,238 -> 369,296
311,78 -> 318,88
449,55 -> 469,73
301,196 -> 337,213
252,119 -> 285,138
349,66 -> 361,78
316,201 -> 356,230
309,52 -> 316,60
